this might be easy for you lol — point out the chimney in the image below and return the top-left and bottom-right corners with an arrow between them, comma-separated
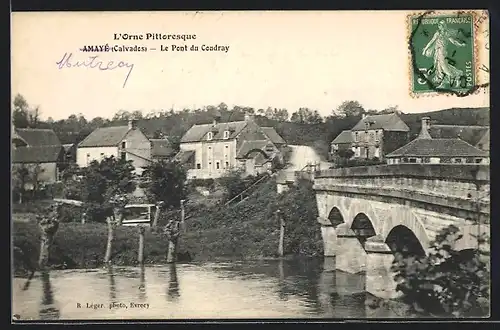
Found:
418,116 -> 432,139
244,114 -> 254,122
128,119 -> 137,130
362,113 -> 367,119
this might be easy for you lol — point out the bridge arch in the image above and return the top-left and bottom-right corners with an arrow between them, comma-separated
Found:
351,213 -> 377,248
380,208 -> 431,252
385,225 -> 426,258
346,199 -> 380,234
327,207 -> 345,227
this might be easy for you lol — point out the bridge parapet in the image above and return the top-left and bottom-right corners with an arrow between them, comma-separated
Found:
314,164 -> 490,218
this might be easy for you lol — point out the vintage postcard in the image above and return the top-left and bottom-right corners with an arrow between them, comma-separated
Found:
11,10 -> 490,322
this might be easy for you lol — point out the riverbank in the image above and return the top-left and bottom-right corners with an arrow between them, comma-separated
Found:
13,178 -> 323,275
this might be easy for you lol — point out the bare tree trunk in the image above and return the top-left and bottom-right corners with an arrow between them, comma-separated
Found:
104,216 -> 115,264
152,201 -> 164,228
277,210 -> 285,258
37,204 -> 60,270
165,220 -> 180,263
105,195 -> 129,264
38,234 -> 49,269
167,240 -> 177,263
138,226 -> 145,265
180,199 -> 186,233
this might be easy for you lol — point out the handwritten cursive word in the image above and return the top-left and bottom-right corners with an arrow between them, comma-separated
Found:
56,52 -> 134,88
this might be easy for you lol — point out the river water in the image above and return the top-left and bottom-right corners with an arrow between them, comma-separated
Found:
12,258 -> 405,320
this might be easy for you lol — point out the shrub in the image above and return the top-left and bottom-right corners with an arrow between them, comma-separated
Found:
391,225 -> 490,317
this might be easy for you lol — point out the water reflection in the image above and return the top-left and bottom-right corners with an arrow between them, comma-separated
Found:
39,271 -> 60,320
166,263 -> 180,301
277,259 -> 288,301
107,265 -> 117,301
13,258 -> 409,319
138,265 -> 147,301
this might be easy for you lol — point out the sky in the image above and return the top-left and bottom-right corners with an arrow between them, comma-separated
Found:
11,10 -> 490,121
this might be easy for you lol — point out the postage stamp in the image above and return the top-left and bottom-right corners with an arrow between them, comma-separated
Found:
407,11 -> 483,97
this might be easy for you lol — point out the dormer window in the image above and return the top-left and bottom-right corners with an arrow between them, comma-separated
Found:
207,132 -> 213,141
223,131 -> 230,139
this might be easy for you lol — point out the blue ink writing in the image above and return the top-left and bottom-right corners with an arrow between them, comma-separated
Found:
56,52 -> 134,88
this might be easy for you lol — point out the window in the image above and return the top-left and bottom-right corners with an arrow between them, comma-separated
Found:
354,132 -> 359,142
369,132 -> 375,142
477,144 -> 483,149
225,145 -> 229,148
453,158 -> 463,163
100,152 -> 105,159
208,146 -> 212,150
409,158 -> 417,163
121,141 -> 126,149
121,152 -> 126,161
475,158 -> 483,164
196,163 -> 201,169
208,162 -> 212,168
207,132 -> 213,140
225,161 -> 229,168
216,162 -> 220,169
223,131 -> 230,139
375,130 -> 381,142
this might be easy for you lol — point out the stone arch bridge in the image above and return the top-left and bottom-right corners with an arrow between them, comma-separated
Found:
313,164 -> 490,299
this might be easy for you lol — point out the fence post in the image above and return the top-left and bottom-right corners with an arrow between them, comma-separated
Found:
138,226 -> 145,265
180,199 -> 186,233
277,209 -> 285,258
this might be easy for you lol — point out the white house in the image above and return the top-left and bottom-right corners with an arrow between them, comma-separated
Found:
77,120 -> 152,169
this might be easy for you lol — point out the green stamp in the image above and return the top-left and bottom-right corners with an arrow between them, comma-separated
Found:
409,12 -> 476,95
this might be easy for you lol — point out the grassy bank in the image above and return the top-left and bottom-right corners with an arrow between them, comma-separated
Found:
13,177 -> 323,275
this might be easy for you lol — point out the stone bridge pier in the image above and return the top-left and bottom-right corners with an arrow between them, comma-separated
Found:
314,164 -> 491,300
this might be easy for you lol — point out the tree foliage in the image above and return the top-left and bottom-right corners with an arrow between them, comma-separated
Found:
12,94 -> 42,128
391,225 -> 490,317
290,107 -> 323,124
62,157 -> 136,222
334,100 -> 366,118
142,160 -> 187,208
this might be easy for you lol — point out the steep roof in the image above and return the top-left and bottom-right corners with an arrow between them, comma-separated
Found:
15,128 -> 61,147
428,125 -> 489,146
352,114 -> 410,132
236,140 -> 272,159
78,126 -> 130,147
12,131 -> 28,146
386,138 -> 488,158
180,121 -> 248,143
260,127 -> 286,145
331,130 -> 353,144
174,150 -> 195,164
12,145 -> 64,163
476,128 -> 489,148
150,139 -> 175,158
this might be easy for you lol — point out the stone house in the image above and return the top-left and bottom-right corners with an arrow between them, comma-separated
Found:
77,119 -> 151,169
12,145 -> 66,185
386,117 -> 489,165
11,126 -> 68,184
329,113 -> 410,161
176,114 -> 287,179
